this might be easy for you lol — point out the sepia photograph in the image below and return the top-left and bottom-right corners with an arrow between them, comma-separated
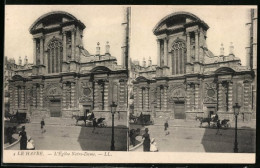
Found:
128,6 -> 257,153
2,4 -> 257,164
4,5 -> 129,152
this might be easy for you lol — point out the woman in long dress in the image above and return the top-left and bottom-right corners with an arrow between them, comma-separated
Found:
142,128 -> 150,152
19,126 -> 27,150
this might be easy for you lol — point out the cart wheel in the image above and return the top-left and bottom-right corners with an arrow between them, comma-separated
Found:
102,121 -> 107,127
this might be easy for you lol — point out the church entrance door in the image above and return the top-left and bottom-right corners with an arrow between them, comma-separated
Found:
49,99 -> 61,117
174,101 -> 185,119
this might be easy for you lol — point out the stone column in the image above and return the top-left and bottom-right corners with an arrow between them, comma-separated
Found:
32,85 -> 36,108
133,86 -> 137,112
144,87 -> 149,110
157,86 -> 161,110
104,80 -> 109,110
164,38 -> 168,66
71,82 -> 75,108
218,82 -> 223,111
71,29 -> 75,61
194,83 -> 199,110
199,30 -> 204,63
63,32 -> 67,62
243,81 -> 251,111
139,87 -> 143,111
157,40 -> 161,67
39,84 -> 43,108
94,81 -> 99,110
228,81 -> 233,112
33,38 -> 36,65
147,87 -> 150,110
186,84 -> 191,111
62,83 -> 67,108
186,32 -> 191,63
163,86 -> 168,110
40,37 -> 44,65
20,86 -> 24,108
195,31 -> 199,62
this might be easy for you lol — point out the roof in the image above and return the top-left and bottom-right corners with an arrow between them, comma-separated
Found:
153,11 -> 209,35
29,11 -> 86,34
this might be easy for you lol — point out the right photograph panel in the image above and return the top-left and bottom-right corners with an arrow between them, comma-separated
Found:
128,6 -> 257,153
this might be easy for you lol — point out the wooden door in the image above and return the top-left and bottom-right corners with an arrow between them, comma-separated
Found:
174,102 -> 185,119
49,99 -> 61,117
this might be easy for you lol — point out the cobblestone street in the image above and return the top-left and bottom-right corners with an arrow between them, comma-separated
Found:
130,119 -> 256,153
6,118 -> 127,151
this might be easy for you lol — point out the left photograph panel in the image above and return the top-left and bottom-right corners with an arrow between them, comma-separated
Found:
3,5 -> 129,151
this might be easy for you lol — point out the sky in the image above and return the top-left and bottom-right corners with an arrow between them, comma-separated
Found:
5,5 -> 256,66
5,5 -> 125,65
130,5 -> 256,66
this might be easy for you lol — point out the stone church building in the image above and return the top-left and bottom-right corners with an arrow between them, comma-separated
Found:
132,10 -> 257,121
8,11 -> 128,120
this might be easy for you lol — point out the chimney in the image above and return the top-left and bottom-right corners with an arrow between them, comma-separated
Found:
148,56 -> 152,66
19,56 -> 22,66
96,42 -> 100,56
24,56 -> 28,65
220,43 -> 224,56
105,41 -> 110,54
143,57 -> 146,67
229,42 -> 234,55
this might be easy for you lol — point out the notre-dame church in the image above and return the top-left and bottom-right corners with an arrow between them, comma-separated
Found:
8,11 -> 128,120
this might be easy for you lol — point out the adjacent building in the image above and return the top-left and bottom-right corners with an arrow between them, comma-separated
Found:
7,11 -> 128,121
132,10 -> 257,121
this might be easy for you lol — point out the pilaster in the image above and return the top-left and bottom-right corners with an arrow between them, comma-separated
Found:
71,82 -> 75,108
186,32 -> 191,63
33,38 -> 36,65
218,82 -> 223,111
39,84 -> 44,108
40,37 -> 44,65
163,38 -> 168,66
228,81 -> 233,112
71,29 -> 75,61
104,80 -> 109,111
194,83 -> 199,110
157,39 -> 161,67
195,31 -> 199,62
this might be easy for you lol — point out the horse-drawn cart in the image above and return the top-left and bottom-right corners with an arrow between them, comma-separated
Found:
10,112 -> 30,123
196,115 -> 231,129
129,113 -> 154,125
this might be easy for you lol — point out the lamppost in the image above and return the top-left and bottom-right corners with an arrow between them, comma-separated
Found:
233,102 -> 241,153
110,101 -> 117,151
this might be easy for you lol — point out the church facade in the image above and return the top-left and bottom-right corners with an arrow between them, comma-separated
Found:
8,11 -> 128,120
132,10 -> 257,121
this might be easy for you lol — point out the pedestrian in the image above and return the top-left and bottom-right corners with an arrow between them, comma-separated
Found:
6,127 -> 13,144
216,120 -> 222,135
19,126 -> 27,150
164,120 -> 169,135
92,118 -> 97,133
142,128 -> 150,152
117,111 -> 121,120
130,129 -> 136,147
150,138 -> 159,152
41,118 -> 45,133
140,112 -> 144,126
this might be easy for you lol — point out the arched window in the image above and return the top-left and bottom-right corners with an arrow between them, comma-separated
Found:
171,40 -> 186,75
47,38 -> 63,73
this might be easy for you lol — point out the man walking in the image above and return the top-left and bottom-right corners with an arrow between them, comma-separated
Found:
216,120 -> 222,135
41,118 -> 45,133
164,120 -> 169,135
92,118 -> 97,133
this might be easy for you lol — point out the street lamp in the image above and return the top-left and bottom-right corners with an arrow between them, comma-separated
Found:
233,102 -> 241,153
110,101 -> 117,151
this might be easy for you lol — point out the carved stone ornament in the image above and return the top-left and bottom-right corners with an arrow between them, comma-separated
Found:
204,82 -> 217,103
